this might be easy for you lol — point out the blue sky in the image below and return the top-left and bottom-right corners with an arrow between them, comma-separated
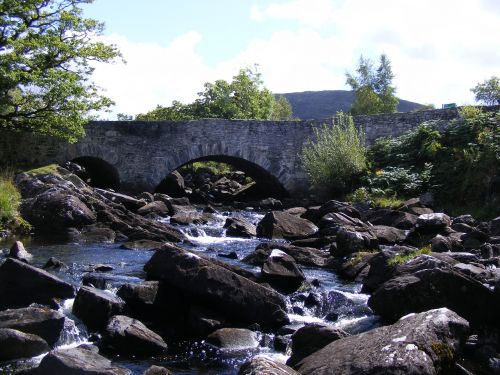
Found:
83,0 -> 500,118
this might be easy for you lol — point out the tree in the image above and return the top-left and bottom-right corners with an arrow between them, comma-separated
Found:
471,76 -> 500,105
301,112 -> 366,196
346,54 -> 399,115
0,0 -> 120,142
136,66 -> 294,121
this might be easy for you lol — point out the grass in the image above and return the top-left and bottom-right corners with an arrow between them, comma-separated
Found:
388,245 -> 432,266
351,250 -> 378,265
25,164 -> 61,176
347,187 -> 405,209
0,170 -> 21,229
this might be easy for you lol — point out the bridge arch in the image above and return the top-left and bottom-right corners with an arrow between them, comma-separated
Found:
155,154 -> 289,199
71,156 -> 120,191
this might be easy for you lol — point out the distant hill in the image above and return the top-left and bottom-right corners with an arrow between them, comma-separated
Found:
278,90 -> 424,120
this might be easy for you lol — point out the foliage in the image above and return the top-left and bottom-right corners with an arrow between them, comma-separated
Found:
181,161 -> 234,176
0,170 -> 21,228
136,66 -> 294,121
471,76 -> 500,105
388,246 -> 432,266
301,112 -> 367,196
136,101 -> 194,121
0,0 -> 121,142
346,54 -> 399,115
347,187 -> 404,209
367,108 -> 500,218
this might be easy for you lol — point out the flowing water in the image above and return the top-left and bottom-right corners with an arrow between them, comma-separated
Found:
0,209 -> 379,374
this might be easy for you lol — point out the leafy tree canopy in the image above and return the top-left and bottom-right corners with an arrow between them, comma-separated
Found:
471,76 -> 500,106
136,66 -> 295,121
0,0 -> 120,142
346,54 -> 399,115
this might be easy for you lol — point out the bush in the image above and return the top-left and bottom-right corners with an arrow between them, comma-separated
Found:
0,171 -> 21,229
301,112 -> 367,196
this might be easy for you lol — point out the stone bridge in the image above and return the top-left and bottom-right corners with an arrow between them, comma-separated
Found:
0,108 -> 461,197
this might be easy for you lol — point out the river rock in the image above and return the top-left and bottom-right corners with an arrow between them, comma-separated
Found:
8,240 -> 32,263
318,200 -> 361,220
224,217 -> 256,238
120,239 -> 163,250
33,347 -> 131,375
256,211 -> 318,240
43,257 -> 68,270
104,315 -> 167,356
94,188 -> 146,211
0,258 -> 75,309
416,213 -> 452,234
366,209 -> 418,229
239,355 -> 300,375
73,286 -> 125,332
333,227 -> 378,257
137,201 -> 169,217
70,224 -> 116,243
0,328 -> 49,361
170,210 -> 203,225
206,328 -> 258,349
143,366 -> 172,375
490,216 -> 500,237
287,324 -> 349,367
368,257 -> 499,325
318,212 -> 366,232
0,307 -> 66,347
295,308 -> 469,374
430,234 -> 464,252
244,242 -> 330,268
369,225 -> 407,244
262,249 -> 306,293
144,243 -> 289,329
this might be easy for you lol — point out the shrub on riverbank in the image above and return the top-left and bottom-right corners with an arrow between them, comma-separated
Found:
365,107 -> 500,219
301,112 -> 367,197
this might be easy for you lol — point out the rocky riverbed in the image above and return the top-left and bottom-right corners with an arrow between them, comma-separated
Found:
1,165 -> 500,374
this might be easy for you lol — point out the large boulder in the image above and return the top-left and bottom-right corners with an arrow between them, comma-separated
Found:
16,167 -> 184,243
158,171 -> 186,198
0,258 -> 75,310
261,249 -> 306,293
32,347 -> 131,375
0,328 -> 49,361
368,257 -> 499,325
256,211 -> 318,240
144,243 -> 289,329
239,355 -> 300,375
224,217 -> 256,238
295,308 -> 469,375
73,286 -> 125,332
206,328 -> 259,349
286,324 -> 349,367
104,315 -> 167,356
0,307 -> 66,347
20,189 -> 96,232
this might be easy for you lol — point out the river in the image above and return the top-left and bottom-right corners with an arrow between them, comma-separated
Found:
0,209 -> 379,374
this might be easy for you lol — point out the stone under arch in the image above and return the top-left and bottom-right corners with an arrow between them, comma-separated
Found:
71,156 -> 121,191
155,154 -> 289,199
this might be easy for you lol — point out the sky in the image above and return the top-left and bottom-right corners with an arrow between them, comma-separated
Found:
82,0 -> 500,118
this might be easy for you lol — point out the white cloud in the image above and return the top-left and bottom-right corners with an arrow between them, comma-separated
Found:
91,0 -> 500,118
251,0 -> 335,27
91,31 -> 213,117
